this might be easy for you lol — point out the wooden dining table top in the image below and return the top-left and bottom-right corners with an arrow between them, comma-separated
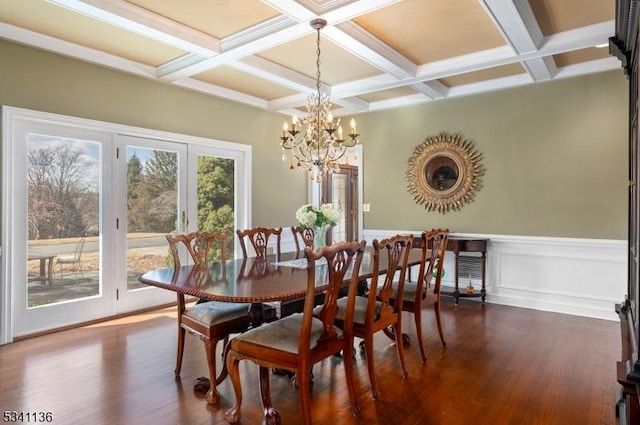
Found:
139,248 -> 423,304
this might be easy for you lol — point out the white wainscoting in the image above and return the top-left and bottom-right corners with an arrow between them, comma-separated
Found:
363,230 -> 627,321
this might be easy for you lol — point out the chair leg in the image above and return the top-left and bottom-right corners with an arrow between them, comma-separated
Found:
203,337 -> 220,405
225,351 -> 243,424
393,320 -> 408,379
363,334 -> 379,399
175,326 -> 186,376
342,339 -> 360,417
259,366 -> 280,425
297,365 -> 313,425
414,308 -> 427,363
434,300 -> 446,347
214,335 -> 231,386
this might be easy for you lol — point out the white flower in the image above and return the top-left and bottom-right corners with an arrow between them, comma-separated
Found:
295,203 -> 340,229
320,203 -> 340,224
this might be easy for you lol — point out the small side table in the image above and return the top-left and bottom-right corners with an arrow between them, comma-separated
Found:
441,237 -> 488,304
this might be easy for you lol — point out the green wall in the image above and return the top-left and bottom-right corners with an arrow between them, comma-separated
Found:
0,40 -> 629,239
358,70 -> 629,239
0,39 -> 308,228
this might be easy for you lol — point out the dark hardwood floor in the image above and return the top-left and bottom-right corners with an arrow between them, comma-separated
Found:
0,298 -> 620,424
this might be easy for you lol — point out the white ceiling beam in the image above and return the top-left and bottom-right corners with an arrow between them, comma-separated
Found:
230,55 -> 319,93
173,78 -> 268,110
262,0 -> 403,24
553,57 -> 622,79
479,0 -> 542,53
539,21 -> 614,54
520,57 -> 557,81
46,0 -> 220,56
410,81 -> 448,99
0,22 -> 157,78
328,21 -> 613,100
480,0 -> 555,82
157,18 -> 310,80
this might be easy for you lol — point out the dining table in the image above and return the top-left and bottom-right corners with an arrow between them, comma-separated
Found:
138,246 -> 423,400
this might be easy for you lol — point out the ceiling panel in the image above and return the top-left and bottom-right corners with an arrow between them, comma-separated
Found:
553,46 -> 611,67
124,0 -> 279,38
1,0 -> 185,66
439,63 -> 527,87
530,0 -> 615,35
258,33 -> 382,85
353,0 -> 506,64
0,0 -> 619,116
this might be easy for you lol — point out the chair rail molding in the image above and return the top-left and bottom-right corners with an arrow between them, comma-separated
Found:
364,229 -> 627,321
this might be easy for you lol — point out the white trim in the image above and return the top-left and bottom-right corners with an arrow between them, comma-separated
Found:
363,229 -> 626,321
1,108 -> 14,344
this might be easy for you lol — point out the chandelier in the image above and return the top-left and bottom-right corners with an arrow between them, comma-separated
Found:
280,18 -> 359,182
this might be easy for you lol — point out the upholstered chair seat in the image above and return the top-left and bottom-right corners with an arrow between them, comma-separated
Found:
184,301 -> 251,325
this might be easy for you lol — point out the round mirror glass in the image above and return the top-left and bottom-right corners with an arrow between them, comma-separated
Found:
425,156 -> 459,191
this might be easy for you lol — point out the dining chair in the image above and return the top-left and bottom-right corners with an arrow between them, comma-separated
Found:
56,237 -> 85,280
237,226 -> 308,318
236,226 -> 282,259
390,228 -> 449,363
291,225 -> 314,257
224,240 -> 367,425
332,233 -> 413,399
166,231 -> 252,406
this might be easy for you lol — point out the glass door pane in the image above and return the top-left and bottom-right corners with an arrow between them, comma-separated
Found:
126,146 -> 180,291
196,154 -> 235,261
27,136 -> 101,307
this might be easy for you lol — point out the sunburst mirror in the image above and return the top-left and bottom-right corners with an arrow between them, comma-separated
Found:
406,132 -> 485,213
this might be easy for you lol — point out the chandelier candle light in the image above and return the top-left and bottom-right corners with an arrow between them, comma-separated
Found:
280,19 -> 359,182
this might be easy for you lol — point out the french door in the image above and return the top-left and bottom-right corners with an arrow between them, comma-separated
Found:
113,135 -> 187,312
8,118 -> 115,336
2,107 -> 249,341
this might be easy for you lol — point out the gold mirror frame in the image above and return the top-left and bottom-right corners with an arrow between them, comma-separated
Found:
406,132 -> 485,213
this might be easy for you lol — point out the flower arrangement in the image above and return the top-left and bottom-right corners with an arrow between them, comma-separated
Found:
295,203 -> 340,229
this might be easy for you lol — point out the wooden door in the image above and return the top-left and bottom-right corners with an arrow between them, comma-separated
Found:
323,165 -> 358,244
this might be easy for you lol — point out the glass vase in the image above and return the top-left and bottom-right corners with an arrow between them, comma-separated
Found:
313,225 -> 327,249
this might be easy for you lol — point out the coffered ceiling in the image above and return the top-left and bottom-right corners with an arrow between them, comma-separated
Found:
0,0 -> 617,117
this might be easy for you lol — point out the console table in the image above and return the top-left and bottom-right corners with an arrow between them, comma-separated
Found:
441,237 -> 488,304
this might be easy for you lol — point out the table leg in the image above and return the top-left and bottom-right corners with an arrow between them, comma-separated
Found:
480,252 -> 486,302
47,257 -> 54,286
453,250 -> 460,304
248,302 -> 265,327
38,258 -> 47,285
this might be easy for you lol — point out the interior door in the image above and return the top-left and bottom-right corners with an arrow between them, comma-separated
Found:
323,165 -> 358,244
